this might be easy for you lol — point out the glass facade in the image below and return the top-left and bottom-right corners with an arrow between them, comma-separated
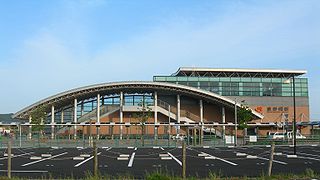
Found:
153,76 -> 308,97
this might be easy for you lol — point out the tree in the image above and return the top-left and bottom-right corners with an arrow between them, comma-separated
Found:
237,104 -> 254,144
237,104 -> 253,130
132,97 -> 152,146
30,105 -> 47,138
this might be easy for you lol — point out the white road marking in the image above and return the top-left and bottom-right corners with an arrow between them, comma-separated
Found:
0,170 -> 48,173
167,152 -> 182,166
0,152 -> 34,160
297,152 -> 320,158
258,157 -> 287,165
201,152 -> 237,166
41,154 -> 52,157
21,152 -> 68,167
120,154 -> 130,157
128,152 -> 136,167
297,156 -> 320,161
134,147 -> 137,151
160,147 -> 164,150
161,157 -> 172,160
74,152 -> 101,167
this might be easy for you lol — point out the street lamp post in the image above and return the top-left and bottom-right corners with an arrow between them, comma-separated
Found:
284,76 -> 297,155
292,76 -> 297,155
234,99 -> 237,146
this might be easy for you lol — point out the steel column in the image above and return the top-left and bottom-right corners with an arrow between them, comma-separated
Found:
51,105 -> 55,140
74,98 -> 78,139
120,91 -> 123,139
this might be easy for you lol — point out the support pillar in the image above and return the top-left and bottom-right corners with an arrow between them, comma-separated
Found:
74,98 -> 78,139
200,100 -> 204,145
154,92 -> 158,139
61,109 -> 64,123
177,95 -> 181,134
120,92 -> 123,140
222,106 -> 226,140
96,94 -> 100,139
28,115 -> 32,140
51,105 -> 55,140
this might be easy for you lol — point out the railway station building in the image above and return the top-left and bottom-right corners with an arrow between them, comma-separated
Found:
13,67 -> 309,139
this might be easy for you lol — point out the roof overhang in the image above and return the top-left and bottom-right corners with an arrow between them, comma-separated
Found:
172,67 -> 307,78
13,81 -> 264,120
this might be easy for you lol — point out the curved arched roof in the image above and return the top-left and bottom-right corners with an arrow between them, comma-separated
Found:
13,81 -> 264,119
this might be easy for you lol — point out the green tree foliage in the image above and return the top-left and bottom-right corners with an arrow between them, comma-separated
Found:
237,105 -> 253,130
132,98 -> 152,146
30,105 -> 47,132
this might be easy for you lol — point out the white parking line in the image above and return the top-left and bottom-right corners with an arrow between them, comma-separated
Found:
297,152 -> 320,158
128,152 -> 136,167
257,157 -> 287,165
0,152 -> 34,160
297,156 -> 320,162
167,152 -> 182,166
160,147 -> 164,150
21,152 -> 68,167
202,152 -> 237,166
237,151 -> 287,165
74,152 -> 101,167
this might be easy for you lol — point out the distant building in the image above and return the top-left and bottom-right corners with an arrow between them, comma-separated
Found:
12,67 -> 309,139
154,67 -> 309,135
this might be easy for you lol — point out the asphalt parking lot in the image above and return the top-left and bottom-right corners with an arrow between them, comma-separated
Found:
0,145 -> 319,178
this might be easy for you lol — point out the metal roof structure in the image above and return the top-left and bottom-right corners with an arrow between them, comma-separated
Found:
13,81 -> 263,120
172,67 -> 307,78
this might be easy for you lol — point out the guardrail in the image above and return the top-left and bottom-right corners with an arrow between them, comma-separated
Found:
1,134 -> 318,148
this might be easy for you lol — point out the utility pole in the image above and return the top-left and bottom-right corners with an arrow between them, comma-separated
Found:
182,140 -> 186,179
93,141 -> 98,177
268,143 -> 275,176
8,138 -> 12,178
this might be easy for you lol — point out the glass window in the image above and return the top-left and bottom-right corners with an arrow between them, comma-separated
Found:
177,81 -> 188,86
198,77 -> 210,81
262,78 -> 272,82
166,77 -> 177,81
241,78 -> 252,82
262,83 -> 272,96
267,107 -> 271,112
104,98 -> 113,105
113,97 -> 120,104
272,78 -> 282,83
208,77 -> 220,81
177,77 -> 188,81
124,96 -> 134,106
220,77 -> 230,82
188,82 -> 198,87
222,82 -> 239,96
251,78 -> 261,82
300,78 -> 307,83
272,83 -> 282,96
153,76 -> 166,81
188,77 -> 199,81
230,78 -> 240,82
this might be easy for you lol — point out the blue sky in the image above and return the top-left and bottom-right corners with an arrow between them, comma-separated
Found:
0,0 -> 319,120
